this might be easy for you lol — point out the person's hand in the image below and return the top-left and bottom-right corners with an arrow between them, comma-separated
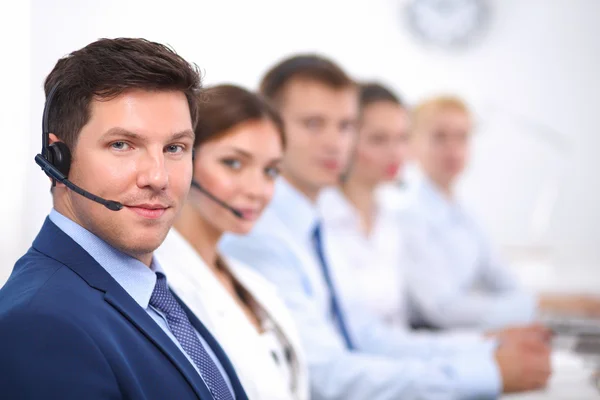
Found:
539,294 -> 600,317
495,336 -> 552,393
486,323 -> 553,344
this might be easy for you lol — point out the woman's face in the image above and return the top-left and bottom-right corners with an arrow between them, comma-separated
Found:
351,101 -> 410,185
413,108 -> 471,188
190,118 -> 283,235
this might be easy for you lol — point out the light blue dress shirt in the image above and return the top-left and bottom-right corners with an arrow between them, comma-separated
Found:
400,174 -> 537,330
220,178 -> 501,400
49,209 -> 234,397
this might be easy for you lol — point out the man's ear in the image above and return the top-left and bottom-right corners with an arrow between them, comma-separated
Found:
46,133 -> 67,189
49,133 -> 60,145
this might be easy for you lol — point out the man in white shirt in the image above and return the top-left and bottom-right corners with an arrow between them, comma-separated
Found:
221,55 -> 552,399
403,95 -> 600,330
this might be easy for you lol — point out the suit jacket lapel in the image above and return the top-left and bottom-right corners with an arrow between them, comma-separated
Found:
103,292 -> 213,399
32,218 -> 213,400
174,292 -> 249,400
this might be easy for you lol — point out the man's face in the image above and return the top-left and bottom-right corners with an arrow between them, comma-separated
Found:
56,89 -> 194,263
415,108 -> 471,188
278,79 -> 358,197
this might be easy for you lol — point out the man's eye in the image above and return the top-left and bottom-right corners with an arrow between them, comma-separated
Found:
111,141 -> 130,151
166,144 -> 185,154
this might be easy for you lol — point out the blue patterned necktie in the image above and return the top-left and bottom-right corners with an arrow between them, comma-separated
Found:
312,223 -> 355,350
150,272 -> 234,400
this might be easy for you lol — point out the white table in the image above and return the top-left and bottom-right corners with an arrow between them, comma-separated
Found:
501,258 -> 600,398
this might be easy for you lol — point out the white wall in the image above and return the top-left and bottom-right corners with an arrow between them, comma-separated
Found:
2,0 -> 599,285
0,1 -> 31,284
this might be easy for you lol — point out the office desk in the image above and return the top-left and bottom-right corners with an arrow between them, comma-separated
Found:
503,259 -> 600,398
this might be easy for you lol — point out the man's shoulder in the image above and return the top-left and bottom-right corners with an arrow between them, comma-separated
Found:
0,251 -> 119,397
223,207 -> 291,249
249,206 -> 287,236
220,212 -> 307,279
0,247 -> 101,328
1,247 -> 67,306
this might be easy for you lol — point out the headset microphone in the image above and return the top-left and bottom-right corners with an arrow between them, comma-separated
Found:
34,155 -> 123,211
190,180 -> 244,219
36,83 -> 124,211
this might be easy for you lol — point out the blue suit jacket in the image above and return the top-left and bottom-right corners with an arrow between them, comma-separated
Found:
0,218 -> 248,400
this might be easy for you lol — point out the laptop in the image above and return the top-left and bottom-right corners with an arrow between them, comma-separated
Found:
542,314 -> 600,356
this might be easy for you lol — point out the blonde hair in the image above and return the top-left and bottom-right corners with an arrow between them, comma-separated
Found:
411,95 -> 471,134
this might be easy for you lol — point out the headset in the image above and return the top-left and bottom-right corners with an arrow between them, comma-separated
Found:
190,150 -> 243,219
34,83 -> 123,211
35,84 -> 243,218
190,180 -> 243,219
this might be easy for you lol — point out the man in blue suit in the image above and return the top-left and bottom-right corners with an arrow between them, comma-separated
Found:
0,38 -> 247,400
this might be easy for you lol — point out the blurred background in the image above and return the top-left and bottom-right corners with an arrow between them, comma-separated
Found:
1,0 -> 599,291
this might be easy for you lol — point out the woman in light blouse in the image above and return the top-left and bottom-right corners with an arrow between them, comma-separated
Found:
321,83 -> 600,333
318,82 -> 416,331
156,85 -> 309,400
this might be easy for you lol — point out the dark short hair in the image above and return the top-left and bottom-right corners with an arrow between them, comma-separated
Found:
259,54 -> 355,104
195,84 -> 285,148
44,37 -> 202,150
359,82 -> 404,109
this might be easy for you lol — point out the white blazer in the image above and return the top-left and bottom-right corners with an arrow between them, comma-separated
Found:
155,229 -> 310,400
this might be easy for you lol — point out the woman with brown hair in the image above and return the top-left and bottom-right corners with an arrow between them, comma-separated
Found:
156,85 -> 309,400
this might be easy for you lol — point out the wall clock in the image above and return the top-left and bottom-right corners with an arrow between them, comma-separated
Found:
404,0 -> 491,49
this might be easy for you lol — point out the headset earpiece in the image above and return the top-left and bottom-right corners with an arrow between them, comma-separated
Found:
47,141 -> 72,178
40,84 -> 71,179
36,82 -> 123,211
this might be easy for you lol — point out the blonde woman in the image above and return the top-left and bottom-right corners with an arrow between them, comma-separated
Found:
404,95 -> 600,330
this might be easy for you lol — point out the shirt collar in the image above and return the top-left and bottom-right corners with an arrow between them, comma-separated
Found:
269,177 -> 320,242
415,174 -> 466,224
318,187 -> 360,226
49,208 -> 160,309
320,185 -> 395,226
